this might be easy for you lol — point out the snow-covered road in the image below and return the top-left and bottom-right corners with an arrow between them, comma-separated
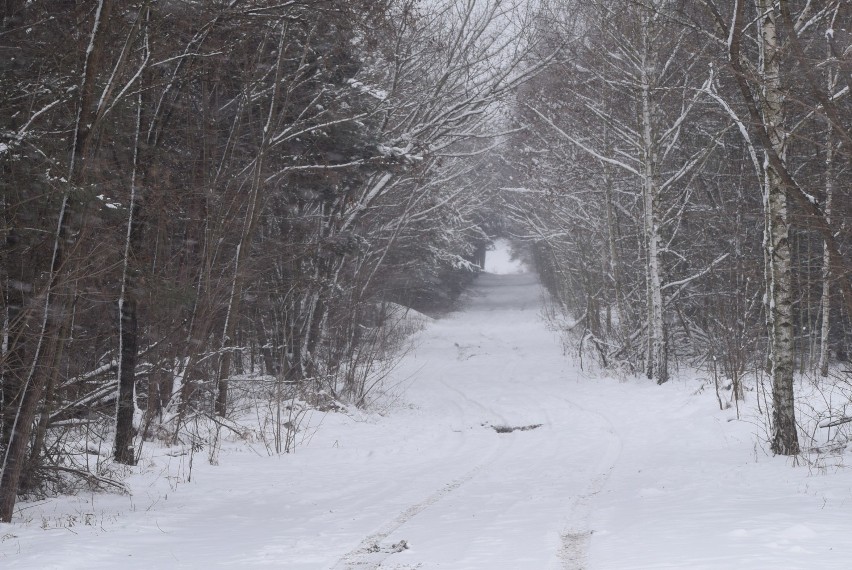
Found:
5,268 -> 852,569
328,272 -> 621,569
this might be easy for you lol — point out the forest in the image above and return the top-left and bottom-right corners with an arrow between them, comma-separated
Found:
1,0 -> 851,531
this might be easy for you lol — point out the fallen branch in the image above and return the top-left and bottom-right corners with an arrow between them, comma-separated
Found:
42,465 -> 128,493
204,412 -> 251,438
818,416 -> 852,429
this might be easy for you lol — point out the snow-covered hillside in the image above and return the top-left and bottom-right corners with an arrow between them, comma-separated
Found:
2,263 -> 851,569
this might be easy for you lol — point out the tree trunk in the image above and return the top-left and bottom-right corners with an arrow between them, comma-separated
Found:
114,297 -> 138,465
757,0 -> 799,455
818,41 -> 837,378
25,292 -> 75,487
818,134 -> 833,378
640,43 -> 667,385
115,41 -> 148,464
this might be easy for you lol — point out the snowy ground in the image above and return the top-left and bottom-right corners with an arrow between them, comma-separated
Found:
483,239 -> 527,274
3,253 -> 852,569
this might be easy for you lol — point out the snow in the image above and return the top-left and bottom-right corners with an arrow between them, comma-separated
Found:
483,239 -> 527,274
96,194 -> 122,209
4,249 -> 852,568
347,78 -> 388,101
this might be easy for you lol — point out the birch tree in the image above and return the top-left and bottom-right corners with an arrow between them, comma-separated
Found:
518,0 -> 720,383
699,0 -> 850,454
754,0 -> 799,455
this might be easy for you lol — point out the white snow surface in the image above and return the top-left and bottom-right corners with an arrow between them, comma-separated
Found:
4,271 -> 852,569
484,239 -> 527,274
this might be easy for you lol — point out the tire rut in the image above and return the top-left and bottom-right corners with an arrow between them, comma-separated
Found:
330,439 -> 503,569
553,397 -> 622,570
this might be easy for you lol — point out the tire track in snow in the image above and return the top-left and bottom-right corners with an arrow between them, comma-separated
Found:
331,364 -> 507,569
329,443 -> 503,570
437,376 -> 511,428
333,273 -> 619,569
409,329 -> 614,568
552,396 -> 623,570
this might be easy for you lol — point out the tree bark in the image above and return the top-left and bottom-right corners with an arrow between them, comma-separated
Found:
756,0 -> 799,455
818,35 -> 837,379
640,37 -> 667,385
818,126 -> 833,378
114,22 -> 148,464
114,297 -> 138,465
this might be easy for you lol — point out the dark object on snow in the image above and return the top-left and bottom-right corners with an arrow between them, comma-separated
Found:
492,424 -> 543,433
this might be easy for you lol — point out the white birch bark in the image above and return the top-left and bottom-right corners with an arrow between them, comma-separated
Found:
818,137 -> 833,378
757,0 -> 799,455
818,40 -> 837,378
641,31 -> 668,384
